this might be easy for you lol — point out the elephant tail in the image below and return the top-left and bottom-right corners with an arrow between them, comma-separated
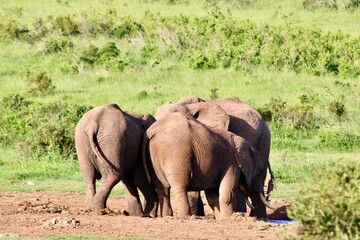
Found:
142,131 -> 152,184
85,122 -> 106,165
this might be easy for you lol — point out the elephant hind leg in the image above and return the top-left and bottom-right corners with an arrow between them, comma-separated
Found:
156,185 -> 173,217
78,159 -> 97,209
172,186 -> 191,217
122,176 -> 144,217
91,174 -> 122,210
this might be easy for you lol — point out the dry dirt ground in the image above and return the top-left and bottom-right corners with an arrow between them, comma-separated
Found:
0,191 -> 298,239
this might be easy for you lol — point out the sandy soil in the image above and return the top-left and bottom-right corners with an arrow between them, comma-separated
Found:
0,191 -> 298,239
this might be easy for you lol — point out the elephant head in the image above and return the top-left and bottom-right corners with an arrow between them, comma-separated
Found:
231,135 -> 275,217
142,114 -> 156,130
127,112 -> 156,131
177,95 -> 205,105
154,103 -> 190,120
155,102 -> 230,132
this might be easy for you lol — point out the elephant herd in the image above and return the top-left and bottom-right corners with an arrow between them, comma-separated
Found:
74,96 -> 275,220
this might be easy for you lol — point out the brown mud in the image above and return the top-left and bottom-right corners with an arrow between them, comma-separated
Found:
0,191 -> 297,239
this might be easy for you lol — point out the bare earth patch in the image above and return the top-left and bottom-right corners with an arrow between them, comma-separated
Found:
0,191 -> 297,239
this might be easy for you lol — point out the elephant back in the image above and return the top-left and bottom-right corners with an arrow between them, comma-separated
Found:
215,99 -> 263,146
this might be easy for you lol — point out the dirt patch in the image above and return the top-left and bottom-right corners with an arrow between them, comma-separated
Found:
0,191 -> 298,239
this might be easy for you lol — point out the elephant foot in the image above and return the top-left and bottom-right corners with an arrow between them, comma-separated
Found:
127,207 -> 144,217
230,212 -> 246,220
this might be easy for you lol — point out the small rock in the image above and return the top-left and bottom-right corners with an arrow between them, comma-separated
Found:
27,181 -> 35,186
50,218 -> 58,225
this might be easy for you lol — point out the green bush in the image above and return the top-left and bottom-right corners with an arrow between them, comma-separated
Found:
288,161 -> 360,239
2,9 -> 360,77
110,16 -> 143,39
18,102 -> 91,159
260,97 -> 320,131
41,37 -> 74,54
316,132 -> 360,151
0,94 -> 31,147
329,100 -> 346,118
25,71 -> 55,95
52,15 -> 80,36
303,0 -> 360,9
0,94 -> 91,159
79,41 -> 127,71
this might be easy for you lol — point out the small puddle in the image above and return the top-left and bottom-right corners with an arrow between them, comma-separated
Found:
267,219 -> 296,224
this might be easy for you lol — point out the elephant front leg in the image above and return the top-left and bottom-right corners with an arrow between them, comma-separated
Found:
218,173 -> 237,220
188,191 -> 205,216
205,188 -> 221,219
234,189 -> 247,213
137,182 -> 159,218
249,193 -> 267,220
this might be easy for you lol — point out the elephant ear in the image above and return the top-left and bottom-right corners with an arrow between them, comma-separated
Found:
186,102 -> 230,131
142,114 -> 156,130
232,135 -> 254,186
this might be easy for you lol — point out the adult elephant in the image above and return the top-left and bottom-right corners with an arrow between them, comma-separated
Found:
142,112 -> 274,219
75,103 -> 158,217
155,96 -> 274,219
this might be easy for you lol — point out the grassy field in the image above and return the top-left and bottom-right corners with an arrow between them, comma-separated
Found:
0,0 -> 359,210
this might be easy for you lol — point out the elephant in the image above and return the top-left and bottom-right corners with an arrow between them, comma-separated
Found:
154,96 -> 274,219
142,112 -> 274,220
75,103 -> 158,217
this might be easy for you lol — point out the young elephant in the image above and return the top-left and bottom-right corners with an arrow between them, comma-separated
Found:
142,112 -> 272,219
75,103 -> 158,217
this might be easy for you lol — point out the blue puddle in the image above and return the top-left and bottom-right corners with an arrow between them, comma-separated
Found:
267,219 -> 297,224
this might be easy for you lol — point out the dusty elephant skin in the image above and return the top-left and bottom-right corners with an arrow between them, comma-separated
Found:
75,103 -> 158,217
142,112 -> 270,220
155,96 -> 274,219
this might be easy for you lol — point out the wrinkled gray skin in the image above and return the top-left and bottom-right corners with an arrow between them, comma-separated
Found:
75,103 -> 158,217
155,96 -> 274,219
143,112 -> 266,220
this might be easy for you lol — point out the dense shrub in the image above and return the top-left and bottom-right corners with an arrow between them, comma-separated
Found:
329,100 -> 346,118
25,71 -> 55,95
40,37 -> 74,54
110,16 -> 143,39
0,94 -> 31,147
18,102 -> 91,159
1,9 -> 360,78
0,93 -> 91,159
52,15 -> 80,36
258,97 -> 320,131
288,160 -> 360,239
316,132 -> 360,151
303,0 -> 360,9
79,41 -> 128,71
